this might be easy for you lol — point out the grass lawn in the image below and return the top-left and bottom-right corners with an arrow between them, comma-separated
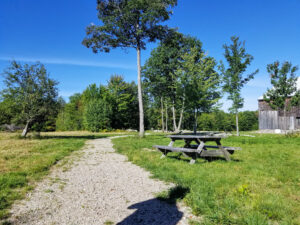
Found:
0,130 -> 134,219
112,133 -> 300,225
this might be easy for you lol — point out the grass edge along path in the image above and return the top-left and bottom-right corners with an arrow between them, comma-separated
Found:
112,134 -> 300,225
0,131 -> 134,220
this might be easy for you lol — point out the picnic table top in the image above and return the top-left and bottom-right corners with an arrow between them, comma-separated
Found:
168,134 -> 227,140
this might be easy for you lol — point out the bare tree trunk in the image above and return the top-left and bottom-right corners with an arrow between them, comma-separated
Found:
172,100 -> 177,132
236,112 -> 239,136
137,47 -> 144,137
165,102 -> 168,132
21,121 -> 30,137
193,108 -> 197,134
177,98 -> 185,132
161,97 -> 164,132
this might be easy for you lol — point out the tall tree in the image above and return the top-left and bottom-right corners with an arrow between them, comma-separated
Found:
220,36 -> 259,136
143,33 -> 203,132
1,61 -> 59,137
179,47 -> 221,133
264,61 -> 300,130
82,0 -> 177,137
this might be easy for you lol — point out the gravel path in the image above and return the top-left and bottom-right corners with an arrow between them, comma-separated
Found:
7,137 -> 195,225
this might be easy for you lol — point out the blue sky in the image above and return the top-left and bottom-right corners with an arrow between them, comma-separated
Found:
1,0 -> 300,111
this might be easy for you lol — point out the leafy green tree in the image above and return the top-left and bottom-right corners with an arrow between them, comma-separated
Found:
84,99 -> 112,132
82,0 -> 177,137
143,32 -> 183,132
220,36 -> 259,136
179,47 -> 221,133
239,111 -> 258,131
56,93 -> 84,131
107,75 -> 139,129
1,61 -> 59,137
264,61 -> 300,130
56,76 -> 138,131
82,83 -> 102,104
143,33 -> 204,132
0,98 -> 15,125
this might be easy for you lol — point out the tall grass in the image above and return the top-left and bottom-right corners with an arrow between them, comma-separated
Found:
112,134 -> 300,224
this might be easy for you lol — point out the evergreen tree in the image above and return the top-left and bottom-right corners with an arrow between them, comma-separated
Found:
82,0 -> 177,137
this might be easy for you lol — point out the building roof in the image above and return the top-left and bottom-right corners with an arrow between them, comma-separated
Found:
258,77 -> 300,100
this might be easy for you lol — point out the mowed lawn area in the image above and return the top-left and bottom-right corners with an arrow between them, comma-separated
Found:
112,133 -> 300,225
0,131 -> 133,219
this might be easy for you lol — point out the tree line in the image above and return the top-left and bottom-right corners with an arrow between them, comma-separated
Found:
55,75 -> 139,132
0,60 -> 259,136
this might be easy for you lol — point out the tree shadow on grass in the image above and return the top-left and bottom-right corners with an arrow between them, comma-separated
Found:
117,186 -> 189,225
203,157 -> 242,162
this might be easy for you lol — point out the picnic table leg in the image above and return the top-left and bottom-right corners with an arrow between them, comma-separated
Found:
168,139 -> 175,147
196,140 -> 205,154
160,139 -> 175,159
189,140 -> 207,164
216,140 -> 231,161
183,140 -> 197,164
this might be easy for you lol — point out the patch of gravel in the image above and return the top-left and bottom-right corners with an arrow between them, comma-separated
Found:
6,137 -> 197,225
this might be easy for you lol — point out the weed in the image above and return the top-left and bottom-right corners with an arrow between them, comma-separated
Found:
104,220 -> 114,225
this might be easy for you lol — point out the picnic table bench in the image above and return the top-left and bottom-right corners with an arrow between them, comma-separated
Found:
153,133 -> 241,164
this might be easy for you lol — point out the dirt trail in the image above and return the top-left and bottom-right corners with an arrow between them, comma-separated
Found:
7,137 -> 195,225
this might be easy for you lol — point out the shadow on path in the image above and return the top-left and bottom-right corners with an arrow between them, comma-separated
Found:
117,186 -> 189,225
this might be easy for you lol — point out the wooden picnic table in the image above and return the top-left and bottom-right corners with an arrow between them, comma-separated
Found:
153,134 -> 241,164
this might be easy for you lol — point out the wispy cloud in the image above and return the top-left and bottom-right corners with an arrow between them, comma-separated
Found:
0,56 -> 136,70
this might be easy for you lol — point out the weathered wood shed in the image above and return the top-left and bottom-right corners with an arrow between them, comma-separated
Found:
258,77 -> 300,130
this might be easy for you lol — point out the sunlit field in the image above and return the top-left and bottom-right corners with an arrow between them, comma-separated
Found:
112,133 -> 300,224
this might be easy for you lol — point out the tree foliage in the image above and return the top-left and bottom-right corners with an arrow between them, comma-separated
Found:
143,33 -> 220,132
197,111 -> 258,131
1,61 -> 59,136
82,0 -> 177,53
220,36 -> 259,135
56,93 -> 84,131
264,61 -> 300,110
56,75 -> 138,132
84,99 -> 112,132
82,0 -> 177,137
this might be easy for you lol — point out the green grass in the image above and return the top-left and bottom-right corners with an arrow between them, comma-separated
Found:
112,133 -> 300,225
0,131 -> 134,220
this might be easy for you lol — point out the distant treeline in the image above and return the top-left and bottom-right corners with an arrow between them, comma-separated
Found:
0,71 -> 258,133
53,75 -> 258,132
56,75 -> 139,132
